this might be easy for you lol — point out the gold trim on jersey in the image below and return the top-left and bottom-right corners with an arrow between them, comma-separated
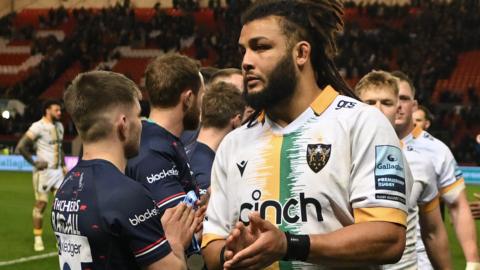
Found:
201,233 -> 224,249
419,196 -> 440,213
411,125 -> 423,139
310,85 -> 339,115
354,207 -> 407,227
440,177 -> 465,196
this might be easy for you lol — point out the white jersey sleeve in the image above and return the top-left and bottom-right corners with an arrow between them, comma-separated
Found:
27,121 -> 42,140
349,106 -> 412,226
201,134 -> 233,248
428,135 -> 465,204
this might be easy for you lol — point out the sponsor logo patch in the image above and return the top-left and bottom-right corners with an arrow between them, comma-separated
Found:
375,145 -> 405,194
146,166 -> 179,183
129,208 -> 159,226
306,144 -> 331,173
335,100 -> 356,110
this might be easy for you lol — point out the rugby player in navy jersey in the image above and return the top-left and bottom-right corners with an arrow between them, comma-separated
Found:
52,70 -> 197,270
189,82 -> 245,190
126,53 -> 206,232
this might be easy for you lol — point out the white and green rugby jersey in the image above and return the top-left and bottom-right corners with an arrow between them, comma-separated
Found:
402,126 -> 464,263
202,86 -> 413,270
27,118 -> 64,169
383,137 -> 439,270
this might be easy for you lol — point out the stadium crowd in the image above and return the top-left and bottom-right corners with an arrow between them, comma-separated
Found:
1,0 -> 479,164
1,1 -> 480,270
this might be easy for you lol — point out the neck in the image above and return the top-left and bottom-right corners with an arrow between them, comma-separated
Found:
396,121 -> 415,140
197,126 -> 231,152
42,116 -> 53,124
81,139 -> 127,173
149,106 -> 184,137
266,76 -> 322,127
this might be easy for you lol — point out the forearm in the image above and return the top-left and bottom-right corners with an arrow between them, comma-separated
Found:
202,239 -> 225,270
17,136 -> 34,165
448,191 -> 480,262
420,208 -> 453,270
307,222 -> 405,266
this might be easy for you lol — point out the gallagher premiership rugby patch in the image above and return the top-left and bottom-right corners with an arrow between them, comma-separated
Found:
374,145 -> 405,194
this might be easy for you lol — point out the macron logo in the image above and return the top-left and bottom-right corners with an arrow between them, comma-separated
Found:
237,160 -> 248,177
146,166 -> 179,183
129,208 -> 158,226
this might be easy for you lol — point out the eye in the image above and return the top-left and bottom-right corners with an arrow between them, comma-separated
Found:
253,43 -> 271,52
238,46 -> 246,56
365,100 -> 376,105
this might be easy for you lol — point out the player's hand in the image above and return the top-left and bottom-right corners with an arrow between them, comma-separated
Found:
161,203 -> 199,253
224,212 -> 287,270
469,193 -> 480,220
223,220 -> 259,265
193,204 -> 207,234
34,160 -> 48,170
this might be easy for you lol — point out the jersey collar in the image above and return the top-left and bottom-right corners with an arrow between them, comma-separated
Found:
255,85 -> 339,124
310,85 -> 339,116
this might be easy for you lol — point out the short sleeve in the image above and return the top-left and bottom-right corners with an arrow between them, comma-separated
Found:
349,107 -> 411,227
201,138 -> 230,249
27,122 -> 41,140
435,144 -> 465,203
103,183 -> 171,267
127,151 -> 187,211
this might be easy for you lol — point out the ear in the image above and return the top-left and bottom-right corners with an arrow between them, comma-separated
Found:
231,114 -> 242,129
294,41 -> 311,67
117,114 -> 128,142
182,89 -> 194,110
425,120 -> 431,130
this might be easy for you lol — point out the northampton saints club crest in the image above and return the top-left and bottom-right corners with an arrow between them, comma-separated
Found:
306,144 -> 331,173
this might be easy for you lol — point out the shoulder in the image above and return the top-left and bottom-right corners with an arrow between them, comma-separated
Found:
416,130 -> 452,155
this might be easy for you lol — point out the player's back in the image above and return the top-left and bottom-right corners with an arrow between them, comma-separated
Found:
52,159 -> 169,270
188,141 -> 215,192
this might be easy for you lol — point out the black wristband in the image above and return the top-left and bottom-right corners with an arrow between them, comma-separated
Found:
282,231 -> 310,261
219,245 -> 226,266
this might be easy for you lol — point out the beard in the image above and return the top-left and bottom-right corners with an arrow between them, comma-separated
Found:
183,101 -> 200,131
124,136 -> 140,159
243,53 -> 298,111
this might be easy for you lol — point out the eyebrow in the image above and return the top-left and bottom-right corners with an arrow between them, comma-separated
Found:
239,36 -> 270,47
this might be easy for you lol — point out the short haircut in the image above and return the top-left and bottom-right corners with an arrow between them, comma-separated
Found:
210,68 -> 242,84
391,70 -> 416,97
64,71 -> 141,143
201,82 -> 246,129
354,70 -> 399,97
417,105 -> 434,122
145,53 -> 201,108
42,99 -> 62,116
200,66 -> 220,85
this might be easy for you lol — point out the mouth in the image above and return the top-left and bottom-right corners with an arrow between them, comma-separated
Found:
245,75 -> 261,89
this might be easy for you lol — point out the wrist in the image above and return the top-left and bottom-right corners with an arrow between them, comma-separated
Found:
466,262 -> 480,270
281,231 -> 310,262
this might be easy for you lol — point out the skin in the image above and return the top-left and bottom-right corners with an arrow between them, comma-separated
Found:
17,104 -> 63,232
203,15 -> 406,270
394,80 -> 480,264
360,86 -> 452,269
358,86 -> 398,125
412,109 -> 430,130
81,100 -> 197,270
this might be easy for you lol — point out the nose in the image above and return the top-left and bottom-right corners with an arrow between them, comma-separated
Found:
374,102 -> 382,110
241,50 -> 254,73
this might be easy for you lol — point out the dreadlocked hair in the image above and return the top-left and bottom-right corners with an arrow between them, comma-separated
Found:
241,0 -> 357,99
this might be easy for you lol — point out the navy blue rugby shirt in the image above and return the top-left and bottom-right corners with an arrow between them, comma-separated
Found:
51,159 -> 170,270
187,141 -> 215,191
126,120 -> 199,210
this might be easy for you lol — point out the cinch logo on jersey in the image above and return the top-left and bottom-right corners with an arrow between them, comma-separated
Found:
129,207 -> 159,226
239,190 -> 323,225
146,166 -> 179,183
375,145 -> 405,194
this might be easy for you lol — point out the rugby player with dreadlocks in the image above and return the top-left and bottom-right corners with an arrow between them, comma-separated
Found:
201,1 -> 413,269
